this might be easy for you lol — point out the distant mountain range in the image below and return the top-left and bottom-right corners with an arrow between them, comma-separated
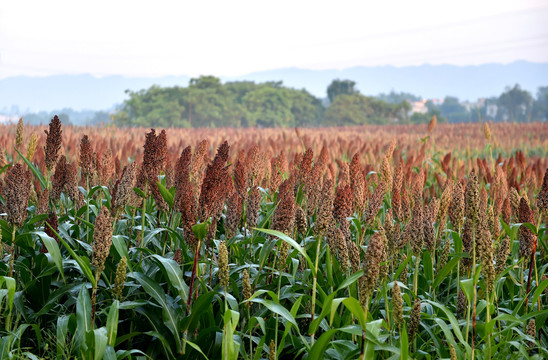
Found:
1,61 -> 547,113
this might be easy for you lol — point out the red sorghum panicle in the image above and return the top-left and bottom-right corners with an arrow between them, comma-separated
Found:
360,232 -> 385,306
4,163 -> 32,226
112,162 -> 138,211
537,168 -> 548,213
44,115 -> 63,171
79,135 -> 93,179
449,181 -> 465,231
41,212 -> 59,253
350,153 -> 366,214
495,236 -> 511,275
91,206 -> 114,274
408,298 -> 422,343
246,186 -> 261,230
364,182 -> 386,226
36,188 -> 50,215
465,170 -> 480,229
234,160 -> 248,199
175,146 -> 198,248
518,197 -> 535,259
225,192 -> 243,238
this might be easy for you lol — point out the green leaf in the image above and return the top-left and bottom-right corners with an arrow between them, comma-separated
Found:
250,298 -> 298,327
106,300 -> 119,347
56,315 -> 71,360
150,254 -> 189,303
400,324 -> 408,360
157,181 -> 174,208
0,277 -> 16,313
15,147 -> 46,190
308,329 -> 338,359
34,231 -> 65,282
433,257 -> 460,288
47,223 -> 96,287
94,327 -> 108,360
76,286 -> 92,354
130,272 -> 183,352
342,297 -> 366,330
186,340 -> 210,360
192,221 -> 210,241
532,278 -> 548,305
255,228 -> 314,272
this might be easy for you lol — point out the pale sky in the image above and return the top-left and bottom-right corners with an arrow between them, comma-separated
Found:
1,0 -> 547,79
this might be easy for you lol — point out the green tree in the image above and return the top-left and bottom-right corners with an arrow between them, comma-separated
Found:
439,96 -> 470,123
327,79 -> 357,103
377,91 -> 422,104
497,84 -> 533,122
533,86 -> 548,121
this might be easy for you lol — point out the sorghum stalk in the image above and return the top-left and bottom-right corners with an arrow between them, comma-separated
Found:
310,233 -> 322,345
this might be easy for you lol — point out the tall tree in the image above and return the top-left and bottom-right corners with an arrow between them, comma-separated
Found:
497,84 -> 533,122
327,79 -> 357,103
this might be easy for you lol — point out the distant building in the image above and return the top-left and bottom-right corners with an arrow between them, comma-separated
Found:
410,100 -> 428,114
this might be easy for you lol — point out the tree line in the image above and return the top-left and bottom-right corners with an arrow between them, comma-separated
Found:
113,77 -> 547,127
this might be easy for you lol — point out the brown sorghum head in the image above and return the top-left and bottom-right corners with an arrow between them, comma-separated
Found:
333,185 -> 353,225
199,141 -> 232,222
225,192 -> 243,238
518,197 -> 535,259
537,168 -> 548,213
218,241 -> 229,288
502,197 -> 512,225
91,206 -> 114,274
4,163 -> 32,226
44,115 -> 62,171
410,202 -> 424,255
234,160 -> 248,199
527,319 -> 536,348
364,182 -> 386,227
79,135 -> 94,178
246,186 -> 261,230
272,177 -> 296,235
361,232 -> 385,303
465,170 -> 480,229
449,181 -> 465,231
495,236 -> 511,275
350,153 -> 366,214
100,149 -> 115,186
314,178 -> 334,236
457,289 -> 467,318
478,227 -> 495,294
36,188 -> 50,215
112,162 -> 138,211
408,297 -> 422,343
295,206 -> 308,235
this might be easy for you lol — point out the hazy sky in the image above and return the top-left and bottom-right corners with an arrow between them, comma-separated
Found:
1,0 -> 547,79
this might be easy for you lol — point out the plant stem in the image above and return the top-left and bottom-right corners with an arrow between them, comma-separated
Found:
310,234 -> 322,345
413,255 -> 420,296
187,239 -> 202,313
8,226 -> 17,278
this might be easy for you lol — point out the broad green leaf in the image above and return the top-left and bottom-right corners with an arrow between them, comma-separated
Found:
308,329 -> 338,359
106,300 -> 119,347
342,297 -> 366,330
0,277 -> 16,313
56,315 -> 71,360
157,181 -> 174,208
15,147 -> 46,190
94,327 -> 108,360
151,254 -> 189,302
130,272 -> 183,352
76,286 -> 92,354
250,298 -> 298,327
34,231 -> 65,282
255,228 -> 313,271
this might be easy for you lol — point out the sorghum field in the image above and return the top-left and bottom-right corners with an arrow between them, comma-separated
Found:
0,118 -> 547,359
